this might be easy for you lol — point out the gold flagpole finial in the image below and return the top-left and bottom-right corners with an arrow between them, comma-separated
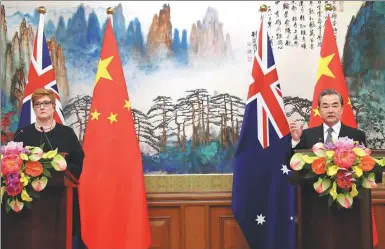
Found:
38,6 -> 46,14
259,4 -> 268,13
107,7 -> 114,15
325,3 -> 333,11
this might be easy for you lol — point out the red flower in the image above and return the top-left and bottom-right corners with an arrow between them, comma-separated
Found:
360,156 -> 375,172
25,161 -> 44,177
312,157 -> 326,175
336,170 -> 354,189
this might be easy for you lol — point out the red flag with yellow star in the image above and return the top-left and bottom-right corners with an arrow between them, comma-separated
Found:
78,14 -> 151,249
309,13 -> 378,247
308,14 -> 356,128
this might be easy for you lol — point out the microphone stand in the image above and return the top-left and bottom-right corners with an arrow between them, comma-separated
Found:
40,126 -> 54,151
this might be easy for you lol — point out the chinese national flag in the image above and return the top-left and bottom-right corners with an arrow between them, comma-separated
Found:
78,15 -> 151,249
309,15 -> 356,128
309,14 -> 378,247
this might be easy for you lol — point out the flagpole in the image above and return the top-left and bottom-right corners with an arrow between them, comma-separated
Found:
259,4 -> 268,19
324,3 -> 334,59
325,3 -> 333,19
258,4 -> 270,57
107,7 -> 114,28
36,6 -> 46,69
38,6 -> 46,29
38,6 -> 46,14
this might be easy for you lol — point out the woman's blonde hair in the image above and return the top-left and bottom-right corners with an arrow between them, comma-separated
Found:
31,88 -> 56,107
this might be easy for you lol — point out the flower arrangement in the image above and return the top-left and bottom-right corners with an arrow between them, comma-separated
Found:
290,137 -> 385,209
1,141 -> 67,213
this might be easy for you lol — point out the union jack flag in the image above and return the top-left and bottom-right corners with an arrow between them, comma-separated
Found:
18,12 -> 65,129
232,14 -> 295,249
247,18 -> 290,148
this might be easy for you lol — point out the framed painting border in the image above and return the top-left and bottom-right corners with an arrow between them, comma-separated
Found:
144,172 -> 385,193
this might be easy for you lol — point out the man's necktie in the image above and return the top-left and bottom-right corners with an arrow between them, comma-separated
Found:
325,127 -> 333,143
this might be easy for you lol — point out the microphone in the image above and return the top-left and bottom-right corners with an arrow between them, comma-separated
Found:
40,127 -> 54,151
12,129 -> 24,141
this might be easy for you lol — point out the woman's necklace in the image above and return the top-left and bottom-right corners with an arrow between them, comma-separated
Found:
35,119 -> 56,132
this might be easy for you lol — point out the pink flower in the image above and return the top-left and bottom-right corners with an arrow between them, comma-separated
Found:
323,142 -> 336,151
312,143 -> 326,157
333,137 -> 355,150
9,199 -> 24,212
51,154 -> 67,171
1,154 -> 23,175
29,147 -> 43,161
354,143 -> 366,149
32,177 -> 48,192
5,173 -> 23,197
337,193 -> 353,209
3,141 -> 24,155
334,148 -> 356,169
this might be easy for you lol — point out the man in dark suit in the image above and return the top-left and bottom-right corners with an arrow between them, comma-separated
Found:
290,88 -> 382,182
289,88 -> 366,149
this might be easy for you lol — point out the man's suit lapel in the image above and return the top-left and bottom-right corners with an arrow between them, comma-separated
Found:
314,125 -> 324,143
338,124 -> 348,138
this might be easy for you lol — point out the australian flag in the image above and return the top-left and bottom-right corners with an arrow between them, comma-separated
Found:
18,10 -> 65,129
232,14 -> 296,249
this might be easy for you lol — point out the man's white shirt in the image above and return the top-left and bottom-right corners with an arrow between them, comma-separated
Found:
291,121 -> 342,148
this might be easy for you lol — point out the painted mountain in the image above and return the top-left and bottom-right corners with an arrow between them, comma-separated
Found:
1,3 -> 244,175
1,2 -> 384,175
342,1 -> 385,149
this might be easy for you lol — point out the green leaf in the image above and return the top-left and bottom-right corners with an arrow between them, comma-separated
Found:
303,164 -> 312,170
43,168 -> 52,178
5,202 -> 11,213
328,196 -> 334,207
45,163 -> 53,168
28,190 -> 40,199
41,162 -> 53,168
337,203 -> 342,210
304,171 -> 317,179
24,202 -> 32,210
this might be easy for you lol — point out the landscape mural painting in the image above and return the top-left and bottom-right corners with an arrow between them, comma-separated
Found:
1,1 -> 384,174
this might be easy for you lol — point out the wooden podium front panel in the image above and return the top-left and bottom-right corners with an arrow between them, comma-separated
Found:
184,205 -> 207,249
147,186 -> 385,249
1,186 -> 69,249
210,207 -> 249,249
148,207 -> 180,249
147,192 -> 248,249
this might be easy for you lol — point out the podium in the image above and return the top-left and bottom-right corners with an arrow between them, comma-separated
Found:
292,149 -> 385,249
1,170 -> 78,249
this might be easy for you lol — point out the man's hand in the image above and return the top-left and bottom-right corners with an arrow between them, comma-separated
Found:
290,122 -> 304,142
